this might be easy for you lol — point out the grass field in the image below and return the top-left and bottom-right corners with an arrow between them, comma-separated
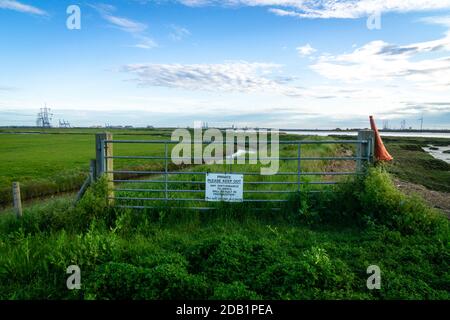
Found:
0,168 -> 448,299
0,129 -> 175,207
382,137 -> 450,192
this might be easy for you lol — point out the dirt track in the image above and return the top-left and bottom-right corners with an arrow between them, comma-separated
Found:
325,147 -> 450,219
393,178 -> 450,219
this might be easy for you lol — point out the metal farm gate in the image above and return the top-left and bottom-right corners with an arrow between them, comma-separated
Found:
93,130 -> 374,211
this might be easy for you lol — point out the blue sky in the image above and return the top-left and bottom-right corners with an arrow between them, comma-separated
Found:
1,0 -> 450,129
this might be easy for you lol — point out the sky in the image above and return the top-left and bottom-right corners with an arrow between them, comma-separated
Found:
1,0 -> 450,129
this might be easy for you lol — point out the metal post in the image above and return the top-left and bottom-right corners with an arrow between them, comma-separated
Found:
297,143 -> 301,192
95,133 -> 113,177
75,176 -> 91,203
12,182 -> 23,218
95,132 -> 114,204
164,143 -> 168,201
228,141 -> 232,174
105,134 -> 114,205
73,160 -> 97,205
357,130 -> 375,172
89,159 -> 96,182
95,133 -> 106,178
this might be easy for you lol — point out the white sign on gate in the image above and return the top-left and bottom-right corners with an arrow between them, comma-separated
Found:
205,173 -> 243,202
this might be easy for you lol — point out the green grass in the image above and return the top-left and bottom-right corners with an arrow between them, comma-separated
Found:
0,168 -> 448,300
1,129 -> 448,299
0,129 -> 174,207
0,129 -> 354,207
382,137 -> 450,192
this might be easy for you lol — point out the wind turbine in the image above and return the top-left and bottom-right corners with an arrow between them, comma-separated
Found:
418,114 -> 424,131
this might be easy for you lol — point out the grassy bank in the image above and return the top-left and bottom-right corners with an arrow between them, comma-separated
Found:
0,168 -> 448,300
382,137 -> 450,192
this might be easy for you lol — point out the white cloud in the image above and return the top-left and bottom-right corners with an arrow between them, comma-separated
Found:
398,102 -> 450,115
91,4 -> 156,49
92,4 -> 147,33
122,62 -> 303,96
102,14 -> 147,33
177,0 -> 212,6
169,24 -> 191,41
311,33 -> 450,90
297,44 -> 316,57
420,15 -> 450,27
174,0 -> 450,19
0,0 -> 46,15
132,36 -> 158,49
268,8 -> 302,17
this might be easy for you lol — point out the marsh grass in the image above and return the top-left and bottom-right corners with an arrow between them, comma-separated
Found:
381,137 -> 450,192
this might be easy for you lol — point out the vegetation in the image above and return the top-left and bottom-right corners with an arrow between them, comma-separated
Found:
0,129 -> 351,207
0,129 -> 448,300
0,169 -> 448,300
2,128 -> 448,207
382,137 -> 450,192
0,130 -> 173,207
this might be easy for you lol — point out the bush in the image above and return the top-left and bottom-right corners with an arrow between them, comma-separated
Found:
86,262 -> 210,300
212,282 -> 261,300
358,168 -> 447,235
0,176 -> 112,237
69,176 -> 113,232
252,246 -> 355,299
303,168 -> 448,236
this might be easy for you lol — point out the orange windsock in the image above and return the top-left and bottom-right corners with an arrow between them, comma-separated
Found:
370,116 -> 393,161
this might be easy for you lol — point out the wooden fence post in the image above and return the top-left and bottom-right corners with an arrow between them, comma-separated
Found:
12,182 -> 23,218
357,130 -> 375,172
95,132 -> 114,204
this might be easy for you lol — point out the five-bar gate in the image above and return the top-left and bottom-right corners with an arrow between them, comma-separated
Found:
95,130 -> 374,211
